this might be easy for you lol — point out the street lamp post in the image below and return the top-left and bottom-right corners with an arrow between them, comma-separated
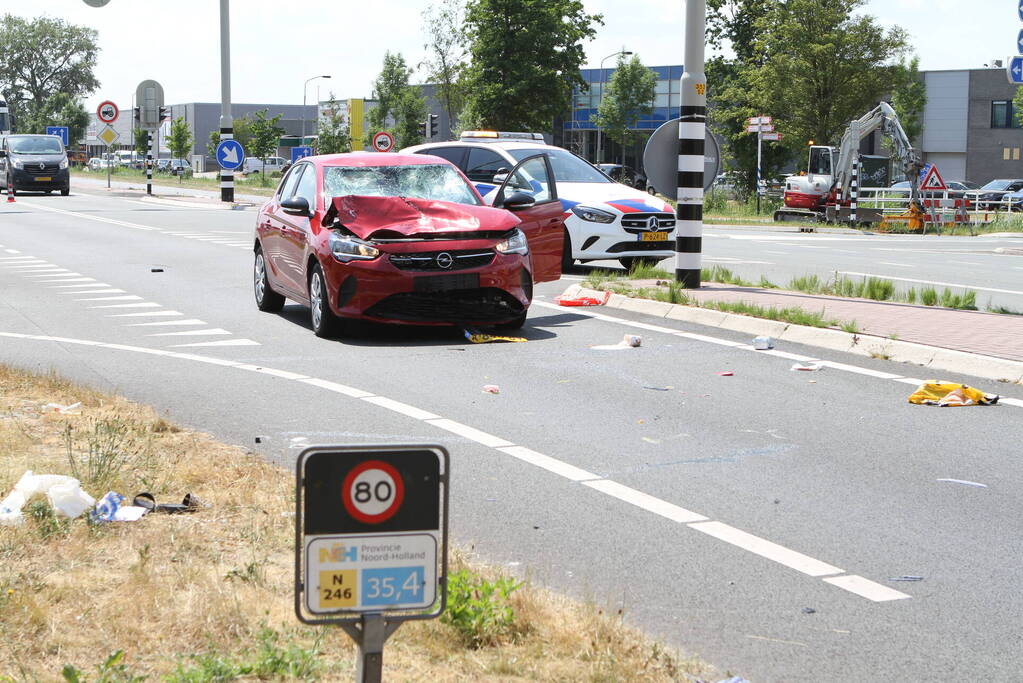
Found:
302,75 -> 331,146
596,50 -> 632,163
219,0 -> 233,202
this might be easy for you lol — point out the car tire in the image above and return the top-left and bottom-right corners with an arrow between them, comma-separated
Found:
495,311 -> 527,332
647,186 -> 657,196
309,263 -> 342,338
253,247 -> 285,312
561,229 -> 574,271
619,257 -> 661,272
60,187 -> 69,196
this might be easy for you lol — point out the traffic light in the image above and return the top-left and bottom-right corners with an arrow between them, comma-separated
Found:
420,120 -> 429,139
159,106 -> 170,121
133,106 -> 140,123
428,113 -> 438,139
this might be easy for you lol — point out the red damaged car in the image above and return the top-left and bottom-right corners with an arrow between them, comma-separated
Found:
253,152 -> 564,337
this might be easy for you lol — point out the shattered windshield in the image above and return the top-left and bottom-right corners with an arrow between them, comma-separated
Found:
324,164 -> 479,205
507,147 -> 609,183
7,136 -> 64,154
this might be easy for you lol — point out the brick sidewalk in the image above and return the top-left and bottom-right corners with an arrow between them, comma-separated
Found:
679,283 -> 1023,362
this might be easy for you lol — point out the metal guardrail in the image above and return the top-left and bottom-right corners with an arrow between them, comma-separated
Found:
855,187 -> 1023,225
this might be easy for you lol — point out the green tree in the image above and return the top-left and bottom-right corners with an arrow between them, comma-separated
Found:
316,98 -> 351,154
17,93 -> 89,144
248,109 -> 285,184
0,15 -> 100,123
421,0 -> 467,133
167,117 -> 193,181
135,127 -> 150,160
591,53 -> 656,155
366,52 -> 428,148
891,56 -> 926,142
460,0 -> 602,131
206,129 -> 221,163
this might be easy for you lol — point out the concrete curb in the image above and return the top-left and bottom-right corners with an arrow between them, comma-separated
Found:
560,284 -> 1023,384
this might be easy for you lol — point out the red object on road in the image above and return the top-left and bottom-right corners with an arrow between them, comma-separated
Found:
556,291 -> 610,306
716,370 -> 734,376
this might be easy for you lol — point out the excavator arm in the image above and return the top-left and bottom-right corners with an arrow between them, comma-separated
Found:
832,102 -> 923,205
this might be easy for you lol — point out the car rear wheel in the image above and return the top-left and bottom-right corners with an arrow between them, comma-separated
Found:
60,187 -> 69,196
561,229 -> 574,271
309,263 -> 342,338
253,248 -> 285,312
619,257 -> 663,272
495,312 -> 527,332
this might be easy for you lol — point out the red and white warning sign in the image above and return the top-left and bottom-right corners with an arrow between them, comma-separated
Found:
920,164 -> 947,191
371,131 -> 394,153
96,100 -> 119,124
342,459 -> 405,524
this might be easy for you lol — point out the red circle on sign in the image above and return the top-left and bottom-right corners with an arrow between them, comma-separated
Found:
341,460 -> 405,524
97,100 -> 119,124
372,131 -> 394,153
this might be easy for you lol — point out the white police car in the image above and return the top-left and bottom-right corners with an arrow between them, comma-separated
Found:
403,131 -> 675,270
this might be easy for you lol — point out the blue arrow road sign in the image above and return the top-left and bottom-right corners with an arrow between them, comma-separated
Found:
1019,0 -> 1023,21
1018,28 -> 1023,54
46,126 -> 69,146
1009,56 -> 1023,84
291,146 -> 313,163
216,139 -> 245,170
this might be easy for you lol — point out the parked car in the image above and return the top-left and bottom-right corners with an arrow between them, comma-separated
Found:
253,152 -> 564,337
596,163 -> 648,191
0,134 -> 70,195
975,179 -> 1023,210
243,156 -> 287,175
87,157 -> 111,171
167,158 -> 192,176
403,131 -> 676,270
889,180 -> 979,208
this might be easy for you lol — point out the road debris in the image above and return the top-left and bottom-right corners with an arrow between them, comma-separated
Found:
0,471 -> 95,524
92,491 -> 149,523
802,607 -> 817,614
936,478 -> 988,488
908,382 -> 999,407
592,334 -> 642,350
464,329 -> 527,344
555,291 -> 610,306
151,268 -> 164,273
752,336 -> 773,350
43,401 -> 82,414
716,371 -> 734,377
791,362 -> 823,372
643,386 -> 672,391
482,384 -> 500,394
889,575 -> 924,582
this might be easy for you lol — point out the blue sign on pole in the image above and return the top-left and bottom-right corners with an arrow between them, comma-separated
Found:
292,146 -> 313,163
1017,28 -> 1023,55
1009,56 -> 1023,84
46,126 -> 69,146
1019,0 -> 1023,21
216,139 -> 245,170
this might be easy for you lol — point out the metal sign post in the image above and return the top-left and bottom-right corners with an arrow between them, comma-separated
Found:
675,0 -> 707,288
295,445 -> 449,683
220,0 -> 234,203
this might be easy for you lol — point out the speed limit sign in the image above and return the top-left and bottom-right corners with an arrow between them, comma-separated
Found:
342,460 -> 405,523
371,131 -> 394,153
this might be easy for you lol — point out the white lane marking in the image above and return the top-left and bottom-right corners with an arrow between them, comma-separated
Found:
169,339 -> 260,347
892,377 -> 927,385
702,257 -> 772,265
5,249 -> 22,253
126,319 -> 206,327
0,256 -> 38,260
947,260 -> 982,266
688,521 -> 843,577
11,269 -> 67,273
29,275 -> 89,281
147,328 -> 231,337
1001,397 -> 1023,407
818,361 -> 903,379
1,261 -> 49,266
760,349 -> 820,362
74,295 -> 143,302
60,289 -> 125,295
585,480 -> 708,523
497,445 -> 600,482
108,310 -> 183,317
51,283 -> 112,288
0,329 -> 914,602
88,302 -> 161,309
878,262 -> 915,268
424,418 -> 513,448
839,271 -> 1023,296
299,377 -> 374,399
362,396 -> 439,421
764,250 -> 790,255
235,364 -> 308,380
822,575 -> 910,602
17,200 -> 161,231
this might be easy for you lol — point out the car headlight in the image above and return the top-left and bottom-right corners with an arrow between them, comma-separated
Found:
571,205 -> 615,223
495,228 -> 529,255
59,158 -> 68,169
328,231 -> 379,262
10,159 -> 23,169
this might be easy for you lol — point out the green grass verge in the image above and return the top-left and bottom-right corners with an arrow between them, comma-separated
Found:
72,168 -> 278,197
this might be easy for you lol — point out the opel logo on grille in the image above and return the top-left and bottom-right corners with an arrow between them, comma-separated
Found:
435,252 -> 454,269
646,216 -> 660,231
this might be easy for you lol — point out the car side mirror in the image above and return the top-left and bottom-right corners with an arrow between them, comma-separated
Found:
0,150 -> 6,158
281,195 -> 312,216
500,191 -> 535,210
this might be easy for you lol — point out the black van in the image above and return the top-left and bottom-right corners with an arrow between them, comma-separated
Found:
0,134 -> 71,196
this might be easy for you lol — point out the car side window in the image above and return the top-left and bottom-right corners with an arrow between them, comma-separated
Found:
511,156 -> 552,203
417,146 -> 467,169
278,164 -> 304,199
465,148 -> 507,182
294,163 -> 318,209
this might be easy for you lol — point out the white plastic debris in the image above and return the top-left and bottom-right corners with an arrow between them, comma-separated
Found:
791,362 -> 823,371
752,336 -> 773,350
592,334 -> 642,350
0,470 -> 96,525
43,401 -> 82,414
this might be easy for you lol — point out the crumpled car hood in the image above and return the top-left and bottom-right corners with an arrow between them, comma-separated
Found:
328,195 -> 520,240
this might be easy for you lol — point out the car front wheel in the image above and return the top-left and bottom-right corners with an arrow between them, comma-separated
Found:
309,263 -> 342,338
254,247 -> 285,312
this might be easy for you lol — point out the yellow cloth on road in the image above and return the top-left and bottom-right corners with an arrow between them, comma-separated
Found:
907,382 -> 999,407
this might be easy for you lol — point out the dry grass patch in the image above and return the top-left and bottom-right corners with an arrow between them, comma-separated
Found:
0,364 -> 716,681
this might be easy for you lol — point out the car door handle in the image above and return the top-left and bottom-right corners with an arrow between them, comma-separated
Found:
547,218 -> 561,224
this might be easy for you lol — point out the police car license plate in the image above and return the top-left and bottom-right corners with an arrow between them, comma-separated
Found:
640,231 -> 667,242
34,177 -> 51,182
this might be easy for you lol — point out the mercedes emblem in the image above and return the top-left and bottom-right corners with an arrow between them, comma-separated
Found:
646,216 -> 659,231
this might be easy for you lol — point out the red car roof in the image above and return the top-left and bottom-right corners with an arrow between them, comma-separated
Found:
308,152 -> 446,167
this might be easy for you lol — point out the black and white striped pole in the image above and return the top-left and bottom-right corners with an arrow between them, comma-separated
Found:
849,158 -> 859,225
675,0 -> 706,288
146,131 -> 153,195
219,0 -> 234,203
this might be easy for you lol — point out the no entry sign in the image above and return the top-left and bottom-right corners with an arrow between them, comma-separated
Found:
295,444 -> 449,623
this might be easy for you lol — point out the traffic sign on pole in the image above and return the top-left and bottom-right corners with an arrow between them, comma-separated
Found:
1018,0 -> 1023,21
97,100 -> 119,124
1008,56 -> 1023,84
760,132 -> 782,141
97,124 -> 119,147
291,146 -> 313,163
46,126 -> 69,146
642,117 -> 720,195
371,131 -> 394,153
919,163 -> 947,191
1017,28 -> 1023,54
216,139 -> 245,170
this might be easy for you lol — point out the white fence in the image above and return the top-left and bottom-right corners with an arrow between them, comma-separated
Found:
855,187 -> 1021,226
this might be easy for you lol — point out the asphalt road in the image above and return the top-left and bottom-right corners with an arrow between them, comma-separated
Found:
2,189 -> 1022,682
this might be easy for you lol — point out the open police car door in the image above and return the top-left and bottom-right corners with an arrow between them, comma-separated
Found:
492,153 -> 563,283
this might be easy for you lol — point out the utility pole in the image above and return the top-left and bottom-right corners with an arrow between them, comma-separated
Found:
219,0 -> 233,202
675,0 -> 706,287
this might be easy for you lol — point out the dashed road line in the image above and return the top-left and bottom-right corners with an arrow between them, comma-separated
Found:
0,330 -> 911,603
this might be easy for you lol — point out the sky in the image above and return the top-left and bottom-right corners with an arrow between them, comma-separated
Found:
1,0 -> 1017,114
